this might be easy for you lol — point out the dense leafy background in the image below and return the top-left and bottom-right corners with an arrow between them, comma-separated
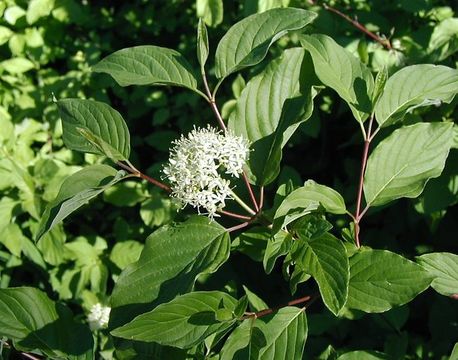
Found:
0,0 -> 457,359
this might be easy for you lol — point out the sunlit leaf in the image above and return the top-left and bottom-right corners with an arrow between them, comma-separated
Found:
375,65 -> 458,126
229,48 -> 315,185
215,8 -> 316,78
92,46 -> 199,92
0,287 -> 93,360
112,291 -> 237,348
346,249 -> 432,313
417,252 -> 458,297
110,216 -> 230,328
57,99 -> 131,161
36,165 -> 124,240
220,307 -> 307,360
301,34 -> 374,123
364,122 -> 454,207
292,233 -> 349,315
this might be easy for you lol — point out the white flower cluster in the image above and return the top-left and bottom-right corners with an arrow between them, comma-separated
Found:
163,126 -> 250,218
87,303 -> 111,330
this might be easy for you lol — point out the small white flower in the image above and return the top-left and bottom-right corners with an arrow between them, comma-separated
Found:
163,126 -> 250,218
87,303 -> 111,330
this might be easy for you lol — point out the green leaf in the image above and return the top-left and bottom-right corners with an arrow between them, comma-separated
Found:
450,343 -> 458,360
297,180 -> 346,214
1,223 -> 25,257
273,193 -> 319,233
417,252 -> 458,297
103,180 -> 146,207
372,67 -> 388,105
197,18 -> 209,69
292,233 -> 349,315
0,287 -> 93,360
273,180 -> 345,232
263,230 -> 293,274
427,18 -> 458,62
36,165 -> 124,241
110,241 -> 144,270
4,6 -> 26,25
291,214 -> 333,240
92,46 -> 199,92
374,65 -> 458,127
37,225 -> 66,266
220,307 -> 307,360
232,227 -> 269,262
337,350 -> 389,360
1,57 -> 35,74
346,249 -> 432,313
26,0 -> 54,24
242,286 -> 268,312
364,122 -> 454,207
257,0 -> 291,12
0,26 -> 13,46
197,0 -> 223,28
110,216 -> 230,328
57,99 -> 131,161
301,34 -> 374,123
215,8 -> 317,79
228,48 -> 315,185
111,291 -> 237,348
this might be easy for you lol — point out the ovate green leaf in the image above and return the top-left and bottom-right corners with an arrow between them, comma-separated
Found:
220,307 -> 307,360
92,46 -> 199,92
0,287 -> 93,360
427,18 -> 458,62
0,26 -> 13,46
26,0 -> 54,24
57,99 -> 131,161
229,48 -> 315,185
417,252 -> 458,297
110,216 -> 230,328
215,8 -> 316,79
1,57 -> 35,74
243,286 -> 268,312
375,65 -> 458,126
364,122 -> 454,207
110,241 -> 144,270
346,249 -> 432,313
292,233 -> 349,315
112,291 -> 237,348
36,165 -> 124,240
197,0 -> 223,28
301,34 -> 374,123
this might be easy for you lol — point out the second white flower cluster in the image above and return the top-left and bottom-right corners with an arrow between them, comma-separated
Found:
163,126 -> 250,218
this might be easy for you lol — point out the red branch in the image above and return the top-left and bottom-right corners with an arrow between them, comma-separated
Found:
241,293 -> 318,320
116,161 -> 171,192
309,0 -> 393,50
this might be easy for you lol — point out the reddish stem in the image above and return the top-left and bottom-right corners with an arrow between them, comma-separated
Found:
227,221 -> 251,233
354,116 -> 375,247
241,294 -> 317,320
219,210 -> 253,221
309,1 -> 392,50
117,161 -> 171,192
242,172 -> 259,212
202,72 -> 227,132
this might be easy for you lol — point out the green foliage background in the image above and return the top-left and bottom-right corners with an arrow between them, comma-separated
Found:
0,0 -> 457,359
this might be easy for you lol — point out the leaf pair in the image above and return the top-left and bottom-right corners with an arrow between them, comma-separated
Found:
0,287 -> 93,360
301,34 -> 458,127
